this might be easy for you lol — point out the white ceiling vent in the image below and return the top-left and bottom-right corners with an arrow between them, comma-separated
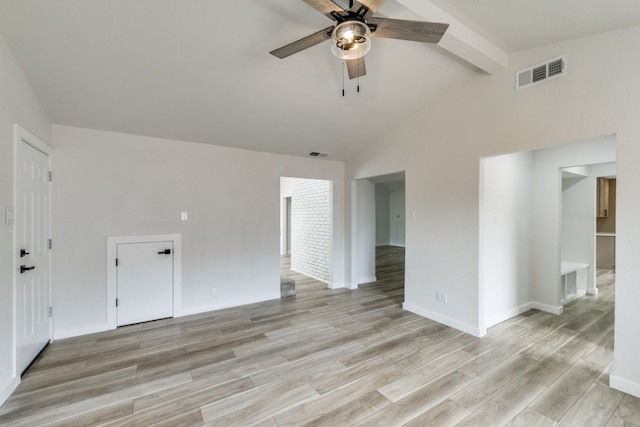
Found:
516,55 -> 566,91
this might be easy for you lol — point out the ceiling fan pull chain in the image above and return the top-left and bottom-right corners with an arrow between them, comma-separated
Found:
342,62 -> 346,97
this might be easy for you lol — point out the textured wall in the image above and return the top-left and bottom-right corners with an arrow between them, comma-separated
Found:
291,178 -> 332,283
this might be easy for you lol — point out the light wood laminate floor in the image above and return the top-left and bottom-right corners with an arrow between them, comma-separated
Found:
1,246 -> 638,426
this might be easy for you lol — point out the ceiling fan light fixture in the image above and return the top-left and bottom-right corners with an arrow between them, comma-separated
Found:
331,20 -> 371,60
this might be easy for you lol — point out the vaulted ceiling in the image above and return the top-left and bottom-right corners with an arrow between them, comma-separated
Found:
1,0 -> 638,160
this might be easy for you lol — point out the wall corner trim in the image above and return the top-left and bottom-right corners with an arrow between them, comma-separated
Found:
0,377 -> 20,408
530,301 -> 564,315
403,302 -> 486,337
610,375 -> 640,399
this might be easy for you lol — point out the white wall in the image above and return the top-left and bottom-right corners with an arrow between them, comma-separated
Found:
351,178 -> 376,288
51,125 -> 345,338
346,25 -> 640,396
481,150 -> 533,328
389,191 -> 406,247
290,178 -> 332,284
561,172 -> 595,292
375,184 -> 390,246
0,33 -> 51,403
530,137 -> 616,311
280,177 -> 293,255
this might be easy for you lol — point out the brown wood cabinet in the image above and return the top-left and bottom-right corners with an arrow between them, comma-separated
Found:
597,177 -> 610,218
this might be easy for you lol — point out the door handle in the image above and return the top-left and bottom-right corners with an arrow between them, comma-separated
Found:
20,249 -> 30,257
157,249 -> 171,255
20,265 -> 35,274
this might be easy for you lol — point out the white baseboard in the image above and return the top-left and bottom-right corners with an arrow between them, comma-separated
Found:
328,281 -> 346,289
290,267 -> 329,285
403,303 -> 487,337
355,276 -> 377,286
485,303 -> 534,328
531,301 -> 564,315
610,375 -> 640,399
587,288 -> 599,295
55,323 -> 112,340
55,294 -> 281,339
0,376 -> 20,407
176,293 -> 281,318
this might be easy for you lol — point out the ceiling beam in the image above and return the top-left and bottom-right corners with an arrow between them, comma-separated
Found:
383,0 -> 508,74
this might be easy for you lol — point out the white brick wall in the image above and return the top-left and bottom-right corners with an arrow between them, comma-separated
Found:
290,178 -> 331,283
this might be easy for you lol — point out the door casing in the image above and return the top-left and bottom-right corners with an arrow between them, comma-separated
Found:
13,123 -> 53,376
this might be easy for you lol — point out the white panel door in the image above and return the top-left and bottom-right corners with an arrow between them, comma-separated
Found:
16,140 -> 52,374
116,241 -> 173,326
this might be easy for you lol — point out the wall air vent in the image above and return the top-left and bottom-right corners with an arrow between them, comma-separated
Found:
516,55 -> 566,91
309,152 -> 329,158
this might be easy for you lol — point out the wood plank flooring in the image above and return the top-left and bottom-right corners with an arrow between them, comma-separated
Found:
1,247 -> 638,426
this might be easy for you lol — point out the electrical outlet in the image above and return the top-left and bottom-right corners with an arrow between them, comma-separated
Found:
211,288 -> 217,297
181,211 -> 188,221
436,291 -> 448,304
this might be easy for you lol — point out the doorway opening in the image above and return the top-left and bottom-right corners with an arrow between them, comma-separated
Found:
352,171 -> 406,296
280,177 -> 333,287
479,135 -> 616,331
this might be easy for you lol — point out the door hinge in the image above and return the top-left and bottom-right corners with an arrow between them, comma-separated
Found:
116,298 -> 119,307
48,171 -> 52,182
115,258 -> 118,267
48,239 -> 52,250
48,306 -> 53,317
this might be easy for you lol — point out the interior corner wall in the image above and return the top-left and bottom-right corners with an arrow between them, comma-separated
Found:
346,25 -> 639,347
280,177 -> 294,255
389,191 -> 406,247
352,179 -> 376,287
481,150 -> 533,328
561,173 -> 596,293
375,184 -> 390,246
50,125 -> 345,338
290,178 -> 332,284
0,32 -> 52,403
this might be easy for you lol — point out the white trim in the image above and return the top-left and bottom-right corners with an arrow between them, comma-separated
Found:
531,301 -> 564,315
403,302 -> 487,338
328,281 -> 346,289
485,303 -> 533,328
0,377 -> 20,407
176,293 -> 280,317
355,276 -> 377,286
610,375 -> 640,399
290,267 -> 328,286
106,234 -> 182,329
54,324 -> 112,340
13,123 -> 53,380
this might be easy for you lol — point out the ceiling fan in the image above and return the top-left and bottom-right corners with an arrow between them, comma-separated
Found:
270,0 -> 449,79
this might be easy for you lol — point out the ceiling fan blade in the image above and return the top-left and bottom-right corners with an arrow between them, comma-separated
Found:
301,0 -> 346,19
346,56 -> 366,79
351,0 -> 386,19
369,17 -> 449,44
270,26 -> 334,59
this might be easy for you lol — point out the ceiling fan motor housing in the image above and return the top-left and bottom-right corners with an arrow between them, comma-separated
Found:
331,21 -> 371,59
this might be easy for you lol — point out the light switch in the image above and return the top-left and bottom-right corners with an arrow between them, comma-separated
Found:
5,207 -> 14,225
181,211 -> 188,221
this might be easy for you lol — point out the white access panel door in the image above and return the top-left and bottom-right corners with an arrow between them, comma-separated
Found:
16,139 -> 52,375
116,241 -> 174,326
